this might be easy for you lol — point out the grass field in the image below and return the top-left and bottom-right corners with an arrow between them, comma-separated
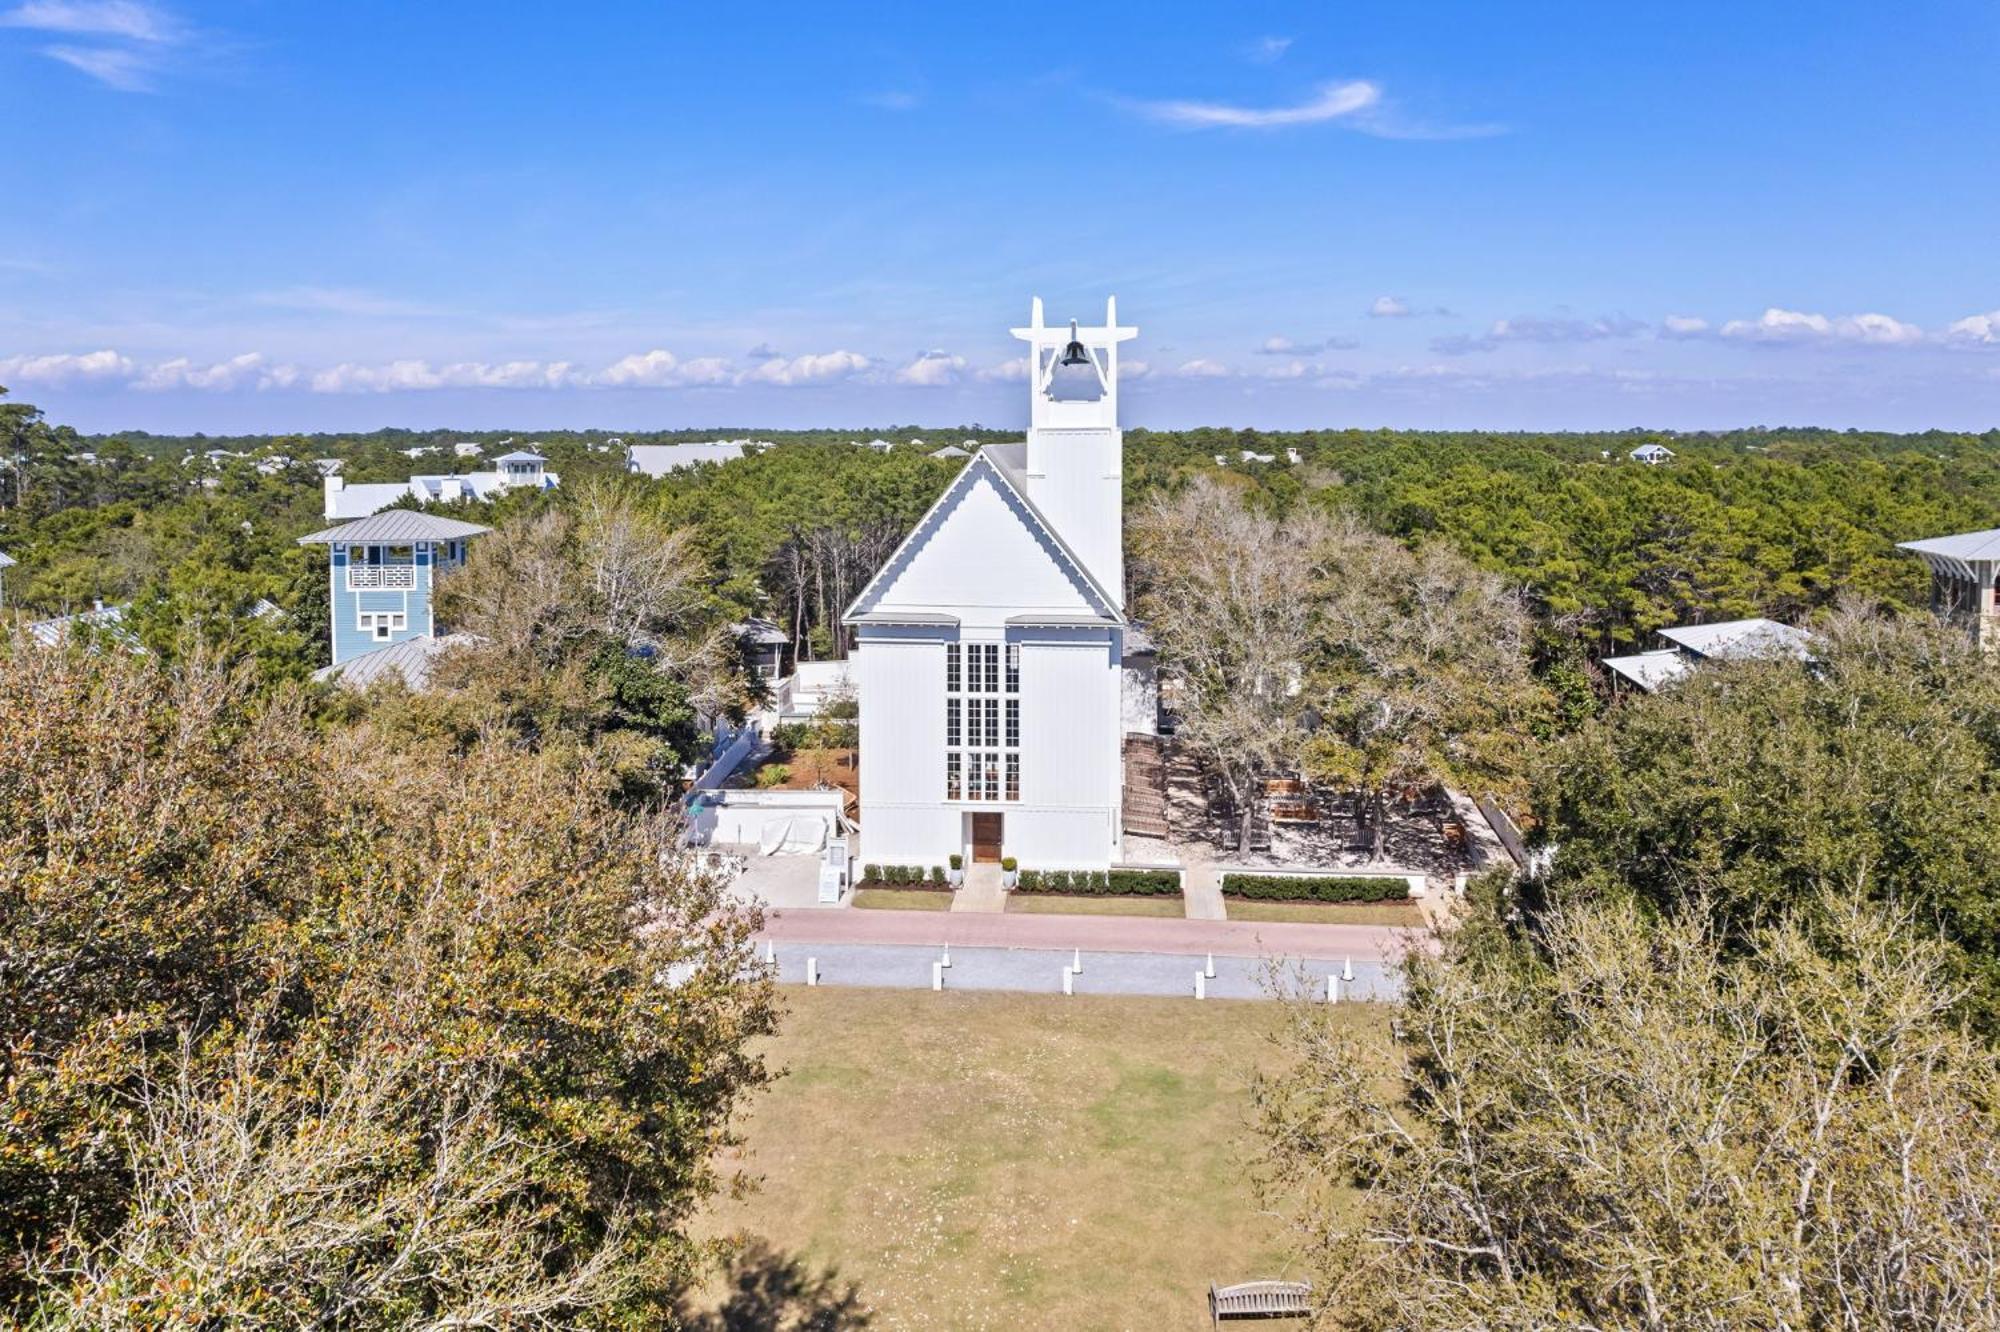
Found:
1224,898 -> 1427,927
852,887 -> 953,911
693,987 -> 1385,1331
1004,893 -> 1185,918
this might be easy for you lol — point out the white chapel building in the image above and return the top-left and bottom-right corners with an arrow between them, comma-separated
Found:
843,298 -> 1153,871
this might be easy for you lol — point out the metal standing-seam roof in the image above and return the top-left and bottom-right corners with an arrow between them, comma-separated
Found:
297,511 -> 492,545
0,550 -> 15,570
312,632 -> 479,690
1656,618 -> 1814,662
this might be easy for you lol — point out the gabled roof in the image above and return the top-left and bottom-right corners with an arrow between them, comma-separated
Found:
1601,649 -> 1691,693
0,550 -> 14,570
298,511 -> 492,545
841,445 -> 1123,627
313,632 -> 478,690
1657,618 -> 1813,662
493,449 -> 545,463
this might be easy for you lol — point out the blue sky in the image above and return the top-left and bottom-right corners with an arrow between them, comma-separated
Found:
5,1 -> 2000,434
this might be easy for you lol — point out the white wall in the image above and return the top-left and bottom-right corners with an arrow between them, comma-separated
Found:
862,470 -> 1102,629
856,629 -> 950,865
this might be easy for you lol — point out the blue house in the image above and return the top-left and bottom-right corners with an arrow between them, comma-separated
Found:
297,510 -> 491,667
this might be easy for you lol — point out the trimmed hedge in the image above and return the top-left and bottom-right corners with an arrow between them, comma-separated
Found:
858,863 -> 950,889
1222,873 -> 1410,903
1013,867 -> 1182,896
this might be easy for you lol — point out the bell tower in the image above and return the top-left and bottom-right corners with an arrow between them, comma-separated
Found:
1012,296 -> 1137,610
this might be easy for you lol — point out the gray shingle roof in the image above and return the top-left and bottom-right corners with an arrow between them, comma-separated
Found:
297,511 -> 492,545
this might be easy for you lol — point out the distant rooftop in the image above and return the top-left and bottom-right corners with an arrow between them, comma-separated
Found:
1899,528 -> 2000,569
298,511 -> 492,545
1601,649 -> 1693,693
492,448 -> 546,463
1657,617 -> 1814,662
0,550 -> 14,570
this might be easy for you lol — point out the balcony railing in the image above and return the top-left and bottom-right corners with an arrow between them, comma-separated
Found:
348,564 -> 416,590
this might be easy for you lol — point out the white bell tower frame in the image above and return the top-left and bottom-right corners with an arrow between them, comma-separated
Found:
1011,296 -> 1137,609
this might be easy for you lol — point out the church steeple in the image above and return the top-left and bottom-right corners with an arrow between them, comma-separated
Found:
1011,297 -> 1137,609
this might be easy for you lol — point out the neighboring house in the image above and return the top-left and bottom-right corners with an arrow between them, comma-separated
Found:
1601,616 -> 1815,694
842,297 -> 1144,872
27,600 -> 138,651
296,510 -> 491,667
736,617 -> 791,681
625,440 -> 772,477
929,445 -> 971,460
453,442 -> 484,458
313,458 -> 344,477
0,549 -> 12,607
775,658 -> 855,721
1900,526 -> 2000,650
321,448 -> 559,519
1630,443 -> 1676,465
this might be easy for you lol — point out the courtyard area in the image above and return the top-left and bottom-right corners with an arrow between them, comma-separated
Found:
691,987 -> 1386,1330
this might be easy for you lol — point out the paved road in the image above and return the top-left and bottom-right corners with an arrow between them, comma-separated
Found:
759,905 -> 1420,962
762,941 -> 1396,1001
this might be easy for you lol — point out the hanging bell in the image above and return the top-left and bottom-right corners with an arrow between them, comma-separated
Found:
1058,319 -> 1090,367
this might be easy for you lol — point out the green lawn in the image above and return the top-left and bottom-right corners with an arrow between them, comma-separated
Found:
693,987 -> 1383,1330
1006,893 -> 1186,918
852,887 -> 953,911
1224,898 -> 1426,927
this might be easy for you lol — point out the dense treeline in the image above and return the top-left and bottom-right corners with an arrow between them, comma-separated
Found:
7,382 -> 1999,693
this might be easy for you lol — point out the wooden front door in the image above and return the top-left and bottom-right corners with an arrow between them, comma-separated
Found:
971,813 -> 1003,863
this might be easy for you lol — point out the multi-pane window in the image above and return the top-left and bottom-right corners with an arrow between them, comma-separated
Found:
356,610 -> 406,641
944,641 -> 1021,803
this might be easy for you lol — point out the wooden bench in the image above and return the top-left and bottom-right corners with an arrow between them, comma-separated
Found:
1209,1279 -> 1312,1327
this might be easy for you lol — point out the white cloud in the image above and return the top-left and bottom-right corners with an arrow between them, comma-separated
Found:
591,350 -> 731,388
1259,335 -> 1300,354
1244,35 -> 1292,64
739,349 -> 870,387
1370,295 -> 1411,318
1258,334 -> 1355,355
1135,79 -> 1379,130
135,352 -> 283,391
39,41 -> 152,88
1945,311 -> 2000,346
308,359 -> 583,393
895,350 -> 966,387
1259,359 -> 1313,380
977,357 -> 1030,382
1173,358 -> 1232,379
0,348 -> 135,384
1719,307 -> 1923,346
0,0 -> 177,41
1120,359 -> 1151,381
1661,314 -> 1710,338
1433,314 -> 1646,355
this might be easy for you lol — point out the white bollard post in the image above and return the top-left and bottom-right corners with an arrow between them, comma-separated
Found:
1342,956 -> 1355,983
1062,965 -> 1074,996
1204,952 -> 1216,979
1327,974 -> 1339,1004
1072,947 -> 1083,975
1194,970 -> 1207,1001
932,960 -> 943,991
941,942 -> 952,969
806,957 -> 818,987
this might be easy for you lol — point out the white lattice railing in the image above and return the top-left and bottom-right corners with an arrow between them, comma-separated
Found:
347,565 -> 416,590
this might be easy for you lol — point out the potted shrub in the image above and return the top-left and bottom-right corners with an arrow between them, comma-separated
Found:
947,852 -> 964,886
930,865 -> 946,886
1000,856 -> 1018,888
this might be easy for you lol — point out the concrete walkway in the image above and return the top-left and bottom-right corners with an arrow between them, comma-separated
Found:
761,904 -> 1419,963
1176,843 -> 1227,920
765,941 -> 1396,1002
950,862 -> 1006,913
